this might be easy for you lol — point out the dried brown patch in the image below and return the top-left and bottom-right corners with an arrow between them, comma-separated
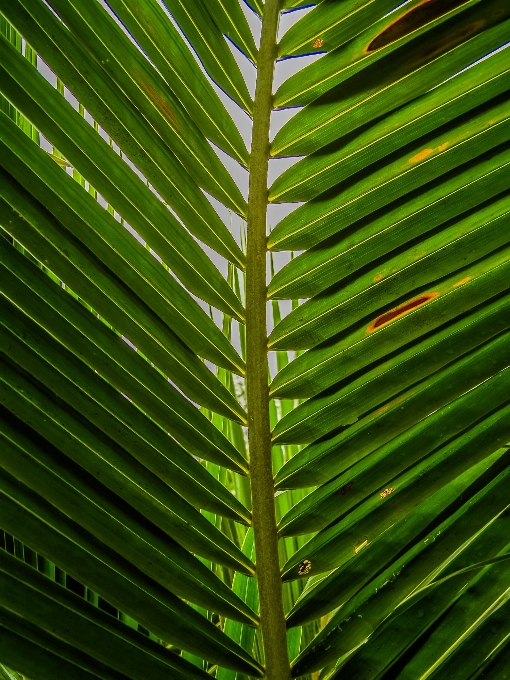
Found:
367,0 -> 469,52
368,293 -> 439,332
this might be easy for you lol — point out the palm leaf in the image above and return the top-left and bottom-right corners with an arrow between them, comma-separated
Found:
1,1 -> 510,679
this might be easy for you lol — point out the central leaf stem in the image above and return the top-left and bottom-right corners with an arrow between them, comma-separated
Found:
246,1 -> 290,678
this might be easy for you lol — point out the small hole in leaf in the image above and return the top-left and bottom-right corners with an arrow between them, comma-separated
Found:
297,559 -> 312,576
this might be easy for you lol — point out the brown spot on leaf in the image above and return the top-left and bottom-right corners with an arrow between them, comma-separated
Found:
367,0 -> 470,52
374,273 -> 383,281
298,559 -> 312,576
313,37 -> 324,49
453,276 -> 470,287
336,482 -> 354,496
368,293 -> 439,332
380,487 -> 396,499
139,79 -> 179,128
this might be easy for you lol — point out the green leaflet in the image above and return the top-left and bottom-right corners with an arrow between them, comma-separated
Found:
328,548 -> 510,679
270,245 -> 510,399
0,550 -> 214,680
270,193 -> 510,350
0,408 -> 259,626
290,452 -> 510,675
268,144 -> 510,300
281,401 -> 510,580
271,46 -> 510,204
286,453 -> 510,629
0,37 -> 246,310
0,180 -> 246,423
0,473 -> 262,675
44,0 -> 247,216
198,0 -> 258,63
393,564 -> 510,679
273,291 -> 510,446
269,94 -> 510,252
0,119 -> 245,374
271,11 -> 510,159
2,0 -> 246,266
279,0 -> 435,59
276,0 -> 485,106
0,248 -> 249,494
216,530 -> 259,680
275,333 -> 510,489
0,308 -> 251,553
161,0 -> 253,112
104,0 -> 250,165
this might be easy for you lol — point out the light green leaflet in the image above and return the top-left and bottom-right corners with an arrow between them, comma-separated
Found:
270,194 -> 510,350
105,0 -> 250,165
270,47 -> 510,204
269,93 -> 510,252
0,37 -> 246,309
271,13 -> 510,159
0,116 -> 245,374
275,0 -> 484,106
2,0 -> 246,266
162,0 -> 254,112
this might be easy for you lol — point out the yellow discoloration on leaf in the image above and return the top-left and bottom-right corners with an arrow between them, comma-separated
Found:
354,537 -> 369,554
139,79 -> 179,128
409,148 -> 434,163
453,276 -> 471,287
380,487 -> 396,499
312,37 -> 324,49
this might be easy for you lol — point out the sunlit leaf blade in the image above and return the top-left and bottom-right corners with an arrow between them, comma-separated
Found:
268,144 -> 510,300
281,401 -> 510,581
278,0 -> 436,59
160,0 -> 254,113
269,194 -> 510,350
43,0 -> 248,216
286,452 -> 510,630
0,306 -> 253,568
270,46 -> 510,204
105,0 -> 250,165
199,0 -> 258,63
0,39 -> 245,316
0,246 -> 249,499
289,452 -> 510,675
217,530 -> 259,680
271,10 -> 510,160
0,180 -> 246,424
0,550 -> 217,680
275,333 -> 510,489
270,246 -> 510,399
0,408 -> 259,626
269,97 -> 510,253
276,0 -> 489,107
0,473 -> 262,675
273,291 -> 510,446
2,0 -> 247,267
0,119 -> 245,374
